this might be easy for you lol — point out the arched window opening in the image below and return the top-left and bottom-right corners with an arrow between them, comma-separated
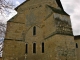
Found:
76,43 -> 78,48
42,42 -> 44,53
33,26 -> 36,35
33,43 -> 36,53
26,44 -> 28,53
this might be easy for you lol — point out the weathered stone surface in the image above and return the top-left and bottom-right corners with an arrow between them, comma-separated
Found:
74,36 -> 80,60
3,0 -> 77,60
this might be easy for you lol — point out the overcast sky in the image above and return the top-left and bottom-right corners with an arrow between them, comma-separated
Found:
0,0 -> 80,36
61,0 -> 80,36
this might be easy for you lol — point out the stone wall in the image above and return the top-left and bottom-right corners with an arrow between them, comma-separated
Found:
2,0 -> 77,60
43,34 -> 76,60
74,36 -> 80,60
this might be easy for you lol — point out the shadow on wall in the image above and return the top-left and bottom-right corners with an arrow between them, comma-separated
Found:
0,57 -> 2,60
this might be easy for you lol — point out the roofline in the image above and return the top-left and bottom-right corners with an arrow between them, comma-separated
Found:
74,35 -> 80,40
15,0 -> 27,10
15,0 -> 69,16
56,0 -> 69,16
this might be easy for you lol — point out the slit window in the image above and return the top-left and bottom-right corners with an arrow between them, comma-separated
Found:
42,42 -> 44,53
76,43 -> 78,48
26,44 -> 28,53
33,43 -> 36,53
33,26 -> 36,35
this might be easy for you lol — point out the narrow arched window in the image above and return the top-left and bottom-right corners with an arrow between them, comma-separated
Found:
26,44 -> 28,53
33,26 -> 36,35
33,43 -> 36,53
42,42 -> 44,53
76,43 -> 78,48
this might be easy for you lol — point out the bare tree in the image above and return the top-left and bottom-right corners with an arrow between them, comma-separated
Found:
0,22 -> 6,38
0,0 -> 14,14
0,21 -> 6,57
0,0 -> 14,57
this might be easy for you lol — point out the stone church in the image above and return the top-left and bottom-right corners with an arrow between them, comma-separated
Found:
2,0 -> 79,60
